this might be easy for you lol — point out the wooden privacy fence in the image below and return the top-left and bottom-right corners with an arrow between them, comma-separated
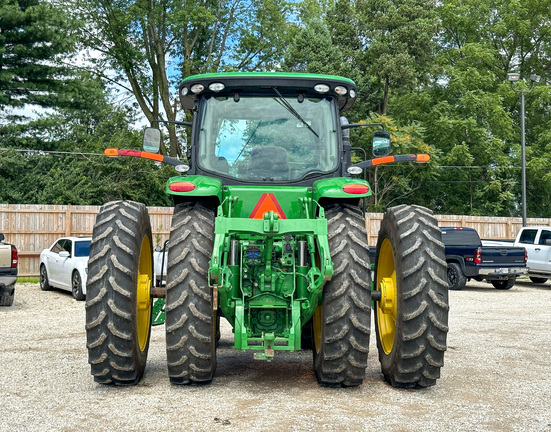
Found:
0,204 -> 174,277
2,204 -> 551,277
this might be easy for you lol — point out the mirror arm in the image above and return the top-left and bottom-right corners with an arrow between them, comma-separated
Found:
151,119 -> 193,128
105,148 -> 186,167
341,122 -> 385,131
351,154 -> 430,170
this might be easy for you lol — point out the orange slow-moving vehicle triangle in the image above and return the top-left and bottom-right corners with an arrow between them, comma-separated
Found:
249,193 -> 287,219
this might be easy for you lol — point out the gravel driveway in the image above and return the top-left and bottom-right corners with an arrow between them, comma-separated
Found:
1,280 -> 550,432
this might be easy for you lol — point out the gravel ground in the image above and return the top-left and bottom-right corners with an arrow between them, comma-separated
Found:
1,279 -> 550,432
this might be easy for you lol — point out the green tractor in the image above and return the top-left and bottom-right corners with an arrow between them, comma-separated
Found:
85,72 -> 449,388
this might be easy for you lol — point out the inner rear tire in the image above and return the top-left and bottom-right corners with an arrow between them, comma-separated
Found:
85,201 -> 153,385
165,202 -> 217,385
313,204 -> 371,387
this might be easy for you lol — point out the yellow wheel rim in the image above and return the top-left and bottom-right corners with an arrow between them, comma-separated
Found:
137,235 -> 152,352
376,238 -> 397,355
313,306 -> 322,354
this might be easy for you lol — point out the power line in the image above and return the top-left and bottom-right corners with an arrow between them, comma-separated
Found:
0,147 -> 105,156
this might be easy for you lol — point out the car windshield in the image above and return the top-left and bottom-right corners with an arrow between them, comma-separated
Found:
74,240 -> 91,257
197,95 -> 339,181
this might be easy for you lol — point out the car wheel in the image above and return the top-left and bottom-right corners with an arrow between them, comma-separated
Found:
72,271 -> 85,301
40,265 -> 51,291
447,262 -> 467,290
491,279 -> 516,290
0,286 -> 14,306
529,277 -> 547,284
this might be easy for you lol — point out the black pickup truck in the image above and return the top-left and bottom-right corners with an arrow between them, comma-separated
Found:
442,227 -> 527,290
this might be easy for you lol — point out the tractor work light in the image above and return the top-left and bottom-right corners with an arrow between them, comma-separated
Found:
347,166 -> 363,175
314,84 -> 330,93
334,86 -> 347,95
191,84 -> 204,94
349,89 -> 357,98
209,83 -> 225,92
175,164 -> 190,173
181,87 -> 189,96
342,184 -> 369,194
168,181 -> 196,192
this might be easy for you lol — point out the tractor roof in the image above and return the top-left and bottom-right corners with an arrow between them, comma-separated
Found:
179,72 -> 358,112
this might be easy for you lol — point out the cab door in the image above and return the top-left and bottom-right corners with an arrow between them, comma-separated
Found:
531,229 -> 551,273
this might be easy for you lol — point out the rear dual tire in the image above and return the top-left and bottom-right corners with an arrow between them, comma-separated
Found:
165,202 -> 217,385
313,204 -> 371,387
85,201 -> 153,385
374,205 -> 449,388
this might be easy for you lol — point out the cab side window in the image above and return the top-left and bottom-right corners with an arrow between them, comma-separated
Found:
518,229 -> 538,245
538,230 -> 551,245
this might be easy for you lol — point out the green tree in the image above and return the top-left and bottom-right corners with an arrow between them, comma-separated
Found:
356,0 -> 440,115
0,74 -> 173,206
390,0 -> 551,216
0,0 -> 77,116
69,0 -> 295,157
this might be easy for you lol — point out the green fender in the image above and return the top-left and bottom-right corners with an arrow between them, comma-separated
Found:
312,177 -> 372,202
165,175 -> 223,202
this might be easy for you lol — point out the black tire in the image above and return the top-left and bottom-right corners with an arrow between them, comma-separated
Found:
0,287 -> 14,306
40,265 -> 51,291
529,277 -> 547,284
165,202 -> 217,385
491,279 -> 515,290
447,262 -> 467,290
85,201 -> 154,385
301,318 -> 314,351
72,271 -> 85,301
374,205 -> 449,388
313,204 -> 371,387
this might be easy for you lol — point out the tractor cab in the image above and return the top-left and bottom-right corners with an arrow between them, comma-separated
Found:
179,73 -> 357,185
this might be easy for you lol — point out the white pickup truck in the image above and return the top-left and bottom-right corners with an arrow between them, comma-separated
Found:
0,233 -> 18,306
484,226 -> 551,284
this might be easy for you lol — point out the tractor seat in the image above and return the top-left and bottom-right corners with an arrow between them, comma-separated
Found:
211,156 -> 229,174
248,146 -> 289,180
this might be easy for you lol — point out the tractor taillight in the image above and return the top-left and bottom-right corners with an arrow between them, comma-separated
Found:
168,181 -> 196,192
11,246 -> 18,268
342,184 -> 369,194
474,247 -> 482,264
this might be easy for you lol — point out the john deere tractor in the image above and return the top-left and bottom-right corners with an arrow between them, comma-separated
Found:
85,73 -> 449,388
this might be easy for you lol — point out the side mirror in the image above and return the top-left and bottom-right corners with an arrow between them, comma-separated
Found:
143,127 -> 161,153
372,131 -> 391,157
0,233 -> 4,242
59,251 -> 70,258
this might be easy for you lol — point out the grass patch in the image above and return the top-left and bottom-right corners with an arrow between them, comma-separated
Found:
18,277 -> 39,283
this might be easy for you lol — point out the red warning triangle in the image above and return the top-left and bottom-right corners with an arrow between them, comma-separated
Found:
249,193 -> 287,219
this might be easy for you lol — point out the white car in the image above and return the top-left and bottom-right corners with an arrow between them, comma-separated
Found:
154,244 -> 168,287
39,237 -> 91,301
